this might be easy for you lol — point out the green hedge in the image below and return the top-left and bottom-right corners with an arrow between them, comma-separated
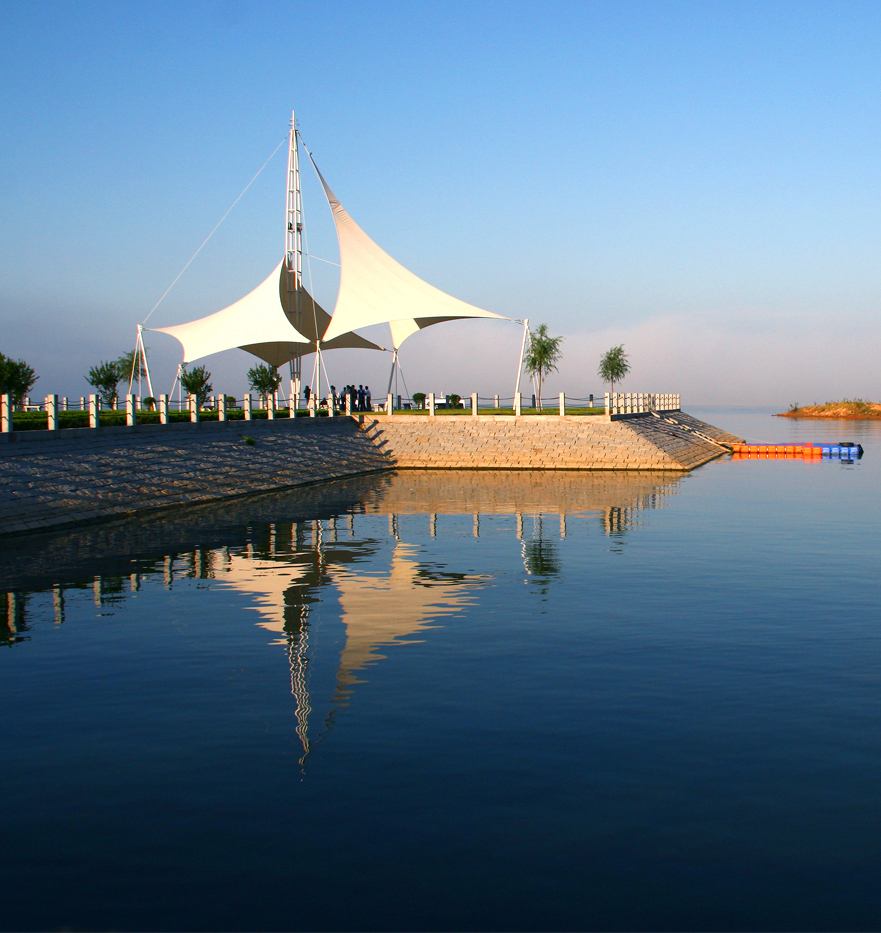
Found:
8,408 -> 325,431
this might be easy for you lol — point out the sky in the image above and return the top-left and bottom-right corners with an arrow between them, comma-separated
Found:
1,0 -> 879,407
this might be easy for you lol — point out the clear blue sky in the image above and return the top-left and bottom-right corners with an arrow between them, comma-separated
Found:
2,0 -> 879,405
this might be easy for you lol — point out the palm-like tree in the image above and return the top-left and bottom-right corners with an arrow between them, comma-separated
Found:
524,324 -> 563,412
247,364 -> 282,409
598,344 -> 630,395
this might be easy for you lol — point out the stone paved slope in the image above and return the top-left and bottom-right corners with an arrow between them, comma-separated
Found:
0,419 -> 392,536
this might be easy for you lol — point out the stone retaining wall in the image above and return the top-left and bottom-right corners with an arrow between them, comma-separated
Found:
358,412 -> 741,471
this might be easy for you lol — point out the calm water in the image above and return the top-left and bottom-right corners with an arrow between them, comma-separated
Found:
1,409 -> 879,932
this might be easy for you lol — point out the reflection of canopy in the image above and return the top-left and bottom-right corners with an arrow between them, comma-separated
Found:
312,163 -> 510,344
327,544 -> 482,691
149,260 -> 384,365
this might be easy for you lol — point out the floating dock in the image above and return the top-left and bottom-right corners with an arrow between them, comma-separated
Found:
730,442 -> 863,460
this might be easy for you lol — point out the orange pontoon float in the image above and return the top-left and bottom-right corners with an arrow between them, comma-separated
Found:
730,442 -> 864,461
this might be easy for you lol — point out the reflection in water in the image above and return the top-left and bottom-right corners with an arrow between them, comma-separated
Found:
0,470 -> 680,762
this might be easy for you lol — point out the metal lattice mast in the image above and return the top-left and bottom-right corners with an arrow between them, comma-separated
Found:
286,111 -> 303,400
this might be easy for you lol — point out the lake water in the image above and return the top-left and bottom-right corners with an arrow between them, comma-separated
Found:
2,408 -> 879,932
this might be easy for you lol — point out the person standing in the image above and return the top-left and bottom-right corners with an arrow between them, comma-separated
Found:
365,386 -> 372,411
303,385 -> 311,408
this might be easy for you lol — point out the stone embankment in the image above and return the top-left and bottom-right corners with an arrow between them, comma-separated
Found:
0,411 -> 741,537
0,419 -> 390,537
358,411 -> 741,472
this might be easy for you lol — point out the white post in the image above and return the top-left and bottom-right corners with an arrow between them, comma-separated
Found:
289,392 -> 297,419
1,394 -> 10,432
514,318 -> 529,403
308,395 -> 315,417
604,392 -> 610,415
268,397 -> 275,420
428,392 -> 436,416
89,394 -> 100,429
559,392 -> 565,416
126,394 -> 136,426
471,392 -> 478,416
46,395 -> 58,431
515,392 -> 522,416
218,394 -> 227,422
189,394 -> 199,423
386,393 -> 393,414
62,397 -> 68,411
80,397 -> 85,411
158,394 -> 169,425
345,391 -> 352,416
244,394 -> 252,420
494,394 -> 499,409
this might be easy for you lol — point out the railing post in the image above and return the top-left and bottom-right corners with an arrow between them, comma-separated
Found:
158,394 -> 168,424
89,394 -> 100,429
189,394 -> 199,423
345,392 -> 352,416
308,395 -> 315,417
1,394 -> 10,433
471,393 -> 478,416
494,394 -> 499,409
244,395 -> 252,420
385,393 -> 393,415
267,394 -> 275,420
604,392 -> 610,415
559,392 -> 565,416
62,397 -> 68,411
428,392 -> 436,416
289,392 -> 297,418
218,394 -> 227,422
515,392 -> 522,416
125,394 -> 135,426
80,397 -> 85,411
46,394 -> 58,431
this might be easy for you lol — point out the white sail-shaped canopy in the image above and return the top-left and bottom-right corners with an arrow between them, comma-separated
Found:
150,260 -> 307,364
150,259 -> 385,365
313,165 -> 510,343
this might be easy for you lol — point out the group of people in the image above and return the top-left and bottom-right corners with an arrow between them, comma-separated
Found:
301,384 -> 373,412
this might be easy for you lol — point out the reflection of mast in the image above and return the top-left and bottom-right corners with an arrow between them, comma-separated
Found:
287,604 -> 312,766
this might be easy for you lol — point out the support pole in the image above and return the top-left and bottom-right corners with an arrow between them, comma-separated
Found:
514,318 -> 529,405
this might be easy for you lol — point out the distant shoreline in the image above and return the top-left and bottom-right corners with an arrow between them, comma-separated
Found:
776,401 -> 881,420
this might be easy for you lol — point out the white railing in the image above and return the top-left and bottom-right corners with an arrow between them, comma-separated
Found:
604,393 -> 680,415
2,390 -> 681,433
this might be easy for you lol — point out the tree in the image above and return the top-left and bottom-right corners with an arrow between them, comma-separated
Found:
412,392 -> 426,409
597,344 -> 630,395
0,352 -> 38,407
524,323 -> 563,412
86,360 -> 124,408
247,364 -> 282,408
117,348 -> 147,389
180,365 -> 213,409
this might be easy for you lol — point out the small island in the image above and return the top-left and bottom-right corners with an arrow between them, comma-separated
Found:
777,400 -> 881,419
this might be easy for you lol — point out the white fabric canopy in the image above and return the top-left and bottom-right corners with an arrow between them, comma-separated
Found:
150,259 -> 385,365
150,260 -> 309,364
313,166 -> 509,342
